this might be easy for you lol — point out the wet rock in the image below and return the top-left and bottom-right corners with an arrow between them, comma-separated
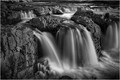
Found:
33,58 -> 59,79
27,16 -> 66,37
1,24 -> 37,79
1,2 -> 22,25
33,7 -> 50,16
72,8 -> 109,34
28,16 -> 64,29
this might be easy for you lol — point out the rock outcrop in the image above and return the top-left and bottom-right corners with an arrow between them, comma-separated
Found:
1,24 -> 37,78
72,8 -> 110,34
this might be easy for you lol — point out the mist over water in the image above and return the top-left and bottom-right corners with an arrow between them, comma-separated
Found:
33,24 -> 99,73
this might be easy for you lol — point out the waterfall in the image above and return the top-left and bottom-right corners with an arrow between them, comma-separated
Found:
103,22 -> 119,50
118,22 -> 120,52
20,10 -> 36,20
33,29 -> 63,73
57,25 -> 98,68
33,24 -> 98,72
62,28 -> 77,69
79,26 -> 98,67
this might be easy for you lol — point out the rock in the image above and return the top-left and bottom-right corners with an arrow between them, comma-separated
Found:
1,2 -> 22,25
52,8 -> 63,15
33,7 -> 50,16
27,16 -> 65,37
72,8 -> 109,34
17,66 -> 34,79
1,23 -> 37,79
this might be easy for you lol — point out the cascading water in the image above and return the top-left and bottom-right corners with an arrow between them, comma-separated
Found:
20,10 -> 36,20
118,22 -> 120,52
79,26 -> 98,67
103,22 -> 119,50
57,28 -> 77,70
33,29 -> 63,73
33,24 -> 99,73
57,25 -> 98,68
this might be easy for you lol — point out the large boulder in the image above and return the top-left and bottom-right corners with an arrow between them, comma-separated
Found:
33,6 -> 51,16
27,16 -> 66,37
72,8 -> 109,34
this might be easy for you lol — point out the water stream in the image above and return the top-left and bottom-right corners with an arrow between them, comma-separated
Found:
20,10 -> 36,20
103,22 -> 119,51
33,24 -> 99,73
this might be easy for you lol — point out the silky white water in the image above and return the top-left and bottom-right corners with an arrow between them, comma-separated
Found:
20,10 -> 36,20
33,30 -> 63,72
33,25 -> 99,73
103,22 -> 119,50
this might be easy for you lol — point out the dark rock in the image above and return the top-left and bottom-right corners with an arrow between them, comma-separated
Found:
27,16 -> 63,29
33,7 -> 50,16
27,16 -> 65,37
1,24 -> 37,79
72,8 -> 109,34
1,2 -> 22,25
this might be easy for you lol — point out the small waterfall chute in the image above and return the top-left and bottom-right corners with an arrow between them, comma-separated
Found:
103,22 -> 119,50
20,10 -> 36,20
80,27 -> 98,67
57,25 -> 98,68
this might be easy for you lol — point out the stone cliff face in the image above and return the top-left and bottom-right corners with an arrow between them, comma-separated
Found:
1,23 -> 37,78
